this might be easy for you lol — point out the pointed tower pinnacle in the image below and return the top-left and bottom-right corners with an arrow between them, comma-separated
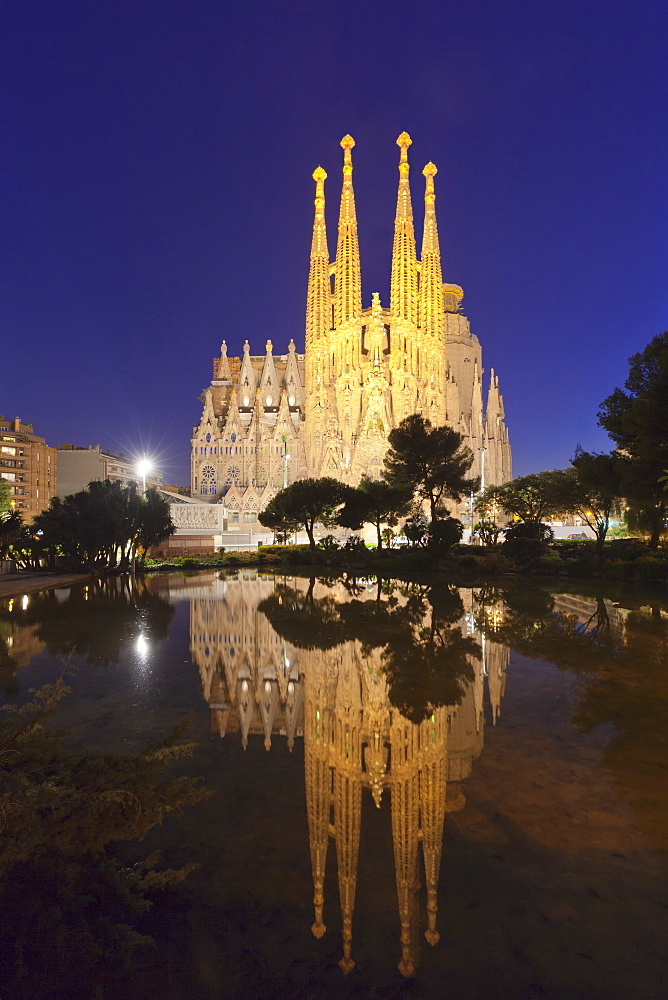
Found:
216,339 -> 231,380
306,166 -> 331,354
390,132 -> 418,324
335,135 -> 362,327
419,162 -> 445,340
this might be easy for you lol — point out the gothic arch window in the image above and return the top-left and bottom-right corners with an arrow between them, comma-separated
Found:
225,466 -> 241,487
201,465 -> 216,495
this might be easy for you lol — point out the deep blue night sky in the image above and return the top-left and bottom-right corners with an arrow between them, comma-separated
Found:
2,0 -> 666,486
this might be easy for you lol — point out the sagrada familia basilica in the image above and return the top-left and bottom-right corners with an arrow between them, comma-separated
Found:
191,133 -> 511,520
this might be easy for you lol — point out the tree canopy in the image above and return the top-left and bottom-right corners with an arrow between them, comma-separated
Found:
476,471 -> 565,525
0,510 -> 23,560
598,331 -> 668,546
258,477 -> 352,549
337,476 -> 412,550
549,450 -> 623,551
30,480 -> 174,571
0,478 -> 11,516
383,414 -> 478,523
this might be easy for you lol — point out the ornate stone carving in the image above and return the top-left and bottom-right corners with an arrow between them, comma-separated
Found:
170,505 -> 221,530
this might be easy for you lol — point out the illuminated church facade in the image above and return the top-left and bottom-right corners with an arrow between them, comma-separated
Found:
191,133 -> 511,522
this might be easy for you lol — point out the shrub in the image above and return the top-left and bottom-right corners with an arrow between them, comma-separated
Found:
483,552 -> 513,574
502,521 -> 554,568
318,534 -> 341,552
535,554 -> 565,574
632,556 -> 668,582
257,544 -> 317,565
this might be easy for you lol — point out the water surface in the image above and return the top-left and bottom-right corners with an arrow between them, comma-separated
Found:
1,572 -> 666,999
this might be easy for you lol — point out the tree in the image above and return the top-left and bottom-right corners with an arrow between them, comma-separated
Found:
551,450 -> 623,552
478,471 -> 564,525
31,480 -> 174,571
337,476 -> 412,551
403,503 -> 429,547
473,517 -> 502,546
502,520 -> 554,567
427,515 -> 464,555
0,510 -> 23,559
258,503 -> 301,543
598,331 -> 668,547
473,492 -> 503,546
0,478 -> 11,516
136,487 -> 176,564
383,414 -> 478,524
258,478 -> 351,550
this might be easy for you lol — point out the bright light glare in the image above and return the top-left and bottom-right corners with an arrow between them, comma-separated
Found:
21,595 -> 29,610
137,458 -> 152,477
135,634 -> 149,657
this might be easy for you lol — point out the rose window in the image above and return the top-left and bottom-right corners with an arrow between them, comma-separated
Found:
200,465 -> 216,495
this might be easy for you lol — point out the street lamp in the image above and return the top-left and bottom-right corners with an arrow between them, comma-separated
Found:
136,457 -> 152,494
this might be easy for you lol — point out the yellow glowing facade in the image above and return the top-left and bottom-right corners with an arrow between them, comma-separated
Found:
191,134 -> 511,513
185,573 -> 509,976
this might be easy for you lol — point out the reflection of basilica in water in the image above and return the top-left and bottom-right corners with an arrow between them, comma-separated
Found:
187,572 -> 509,976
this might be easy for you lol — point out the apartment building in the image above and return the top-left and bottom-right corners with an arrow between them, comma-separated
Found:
57,444 -> 163,497
0,416 -> 57,520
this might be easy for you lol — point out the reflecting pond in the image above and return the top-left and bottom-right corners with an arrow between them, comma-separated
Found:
1,572 -> 667,1000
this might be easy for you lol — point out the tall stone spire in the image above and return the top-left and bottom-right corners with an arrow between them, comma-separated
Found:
418,162 -> 445,341
390,132 -> 418,325
306,166 -> 331,351
334,135 -> 362,327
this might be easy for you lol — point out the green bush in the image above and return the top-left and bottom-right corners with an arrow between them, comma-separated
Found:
535,554 -> 565,574
454,554 -> 478,569
632,555 -> 668,582
483,552 -> 514,574
602,558 -> 631,580
257,543 -> 316,565
603,538 -> 650,561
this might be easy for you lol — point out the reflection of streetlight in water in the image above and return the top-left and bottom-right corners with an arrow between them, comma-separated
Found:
135,634 -> 149,659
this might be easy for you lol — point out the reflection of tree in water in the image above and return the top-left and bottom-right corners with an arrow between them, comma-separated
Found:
486,583 -> 668,851
260,576 -> 480,723
0,578 -> 174,670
